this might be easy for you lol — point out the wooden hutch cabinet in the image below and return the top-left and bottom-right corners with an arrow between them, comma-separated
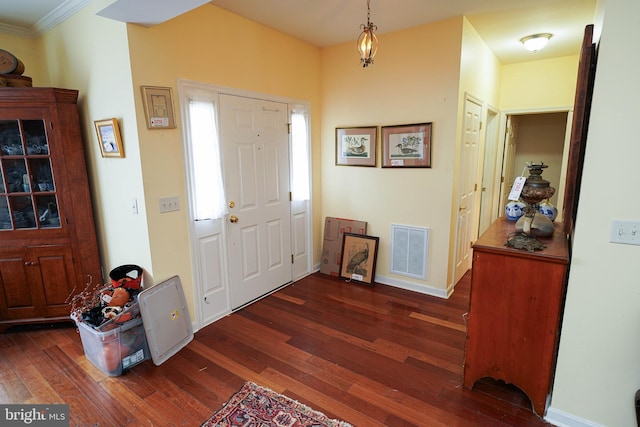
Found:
463,218 -> 569,416
0,88 -> 101,331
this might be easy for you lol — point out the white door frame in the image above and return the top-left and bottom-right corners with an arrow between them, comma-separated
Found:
478,105 -> 501,236
177,79 -> 313,331
496,106 -> 574,222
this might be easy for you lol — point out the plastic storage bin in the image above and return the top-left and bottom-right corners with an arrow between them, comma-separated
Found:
75,316 -> 150,376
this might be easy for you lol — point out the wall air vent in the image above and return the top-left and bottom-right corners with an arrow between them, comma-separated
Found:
390,224 -> 429,280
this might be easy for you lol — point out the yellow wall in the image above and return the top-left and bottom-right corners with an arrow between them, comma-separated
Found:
321,18 -> 464,294
460,18 -> 502,107
7,2 -> 639,425
549,0 -> 640,425
125,4 -> 322,316
0,34 -> 47,87
513,113 -> 567,207
450,18 -> 503,284
500,55 -> 579,111
5,0 -> 154,288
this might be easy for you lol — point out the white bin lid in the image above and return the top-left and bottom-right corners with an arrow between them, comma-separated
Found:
138,275 -> 193,365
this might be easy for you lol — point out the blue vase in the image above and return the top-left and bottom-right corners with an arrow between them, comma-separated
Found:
538,200 -> 558,221
505,200 -> 526,221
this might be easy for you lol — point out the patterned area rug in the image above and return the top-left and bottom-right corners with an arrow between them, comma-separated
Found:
201,382 -> 352,427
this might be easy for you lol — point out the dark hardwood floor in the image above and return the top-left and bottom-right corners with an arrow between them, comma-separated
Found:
0,271 -> 551,426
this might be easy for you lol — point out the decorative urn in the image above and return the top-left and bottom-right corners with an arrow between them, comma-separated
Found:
514,163 -> 556,238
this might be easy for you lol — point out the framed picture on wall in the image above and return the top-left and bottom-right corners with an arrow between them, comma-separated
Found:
381,122 -> 432,168
335,126 -> 377,166
141,86 -> 177,129
94,118 -> 124,158
339,233 -> 379,286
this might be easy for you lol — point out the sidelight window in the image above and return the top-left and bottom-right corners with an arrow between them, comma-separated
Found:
186,99 -> 228,220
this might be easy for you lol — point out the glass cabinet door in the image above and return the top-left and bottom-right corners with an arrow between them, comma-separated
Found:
0,119 -> 59,230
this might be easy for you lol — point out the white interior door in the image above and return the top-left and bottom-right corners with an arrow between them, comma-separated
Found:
499,115 -> 519,214
220,94 -> 292,309
478,108 -> 500,235
454,96 -> 482,284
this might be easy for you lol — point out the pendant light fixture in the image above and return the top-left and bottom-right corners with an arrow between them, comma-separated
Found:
357,0 -> 378,67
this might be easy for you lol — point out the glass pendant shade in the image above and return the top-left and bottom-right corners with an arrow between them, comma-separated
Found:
358,25 -> 378,67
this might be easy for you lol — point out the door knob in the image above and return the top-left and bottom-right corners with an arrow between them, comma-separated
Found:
229,215 -> 239,223
228,200 -> 235,208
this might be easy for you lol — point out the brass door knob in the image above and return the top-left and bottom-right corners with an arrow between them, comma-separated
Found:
229,215 -> 239,223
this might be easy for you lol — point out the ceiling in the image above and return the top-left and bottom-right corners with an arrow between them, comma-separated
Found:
0,0 -> 596,64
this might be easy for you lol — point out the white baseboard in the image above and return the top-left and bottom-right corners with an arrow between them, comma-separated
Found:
311,263 -> 451,298
545,407 -> 603,427
374,273 -> 450,298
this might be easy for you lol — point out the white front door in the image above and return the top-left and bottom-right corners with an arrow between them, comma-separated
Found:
193,216 -> 228,324
181,91 -> 230,328
454,96 -> 482,284
219,94 -> 292,309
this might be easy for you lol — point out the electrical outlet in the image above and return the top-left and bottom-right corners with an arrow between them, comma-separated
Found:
609,219 -> 640,246
159,196 -> 180,213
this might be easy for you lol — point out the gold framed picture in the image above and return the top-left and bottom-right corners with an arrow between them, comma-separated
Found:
141,85 -> 176,129
94,118 -> 124,158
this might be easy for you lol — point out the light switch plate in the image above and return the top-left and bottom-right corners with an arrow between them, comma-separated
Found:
159,196 -> 180,213
609,219 -> 640,246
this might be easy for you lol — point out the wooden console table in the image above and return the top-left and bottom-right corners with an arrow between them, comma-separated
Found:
463,218 -> 569,416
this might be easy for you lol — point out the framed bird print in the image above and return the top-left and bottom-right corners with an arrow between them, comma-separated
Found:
339,233 -> 379,286
382,122 -> 432,168
335,126 -> 377,166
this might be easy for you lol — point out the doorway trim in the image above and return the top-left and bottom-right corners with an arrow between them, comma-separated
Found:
496,106 -> 574,222
177,79 -> 313,331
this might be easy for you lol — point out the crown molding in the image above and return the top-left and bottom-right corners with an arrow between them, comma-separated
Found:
0,22 -> 35,39
0,0 -> 92,39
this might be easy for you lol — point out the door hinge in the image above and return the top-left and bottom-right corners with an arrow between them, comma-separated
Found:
289,191 -> 292,201
291,254 -> 294,264
501,176 -> 505,183
287,123 -> 291,134
470,241 -> 474,248
479,121 -> 483,131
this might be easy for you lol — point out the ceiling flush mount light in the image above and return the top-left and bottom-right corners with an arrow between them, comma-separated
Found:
520,33 -> 553,52
357,0 -> 378,67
